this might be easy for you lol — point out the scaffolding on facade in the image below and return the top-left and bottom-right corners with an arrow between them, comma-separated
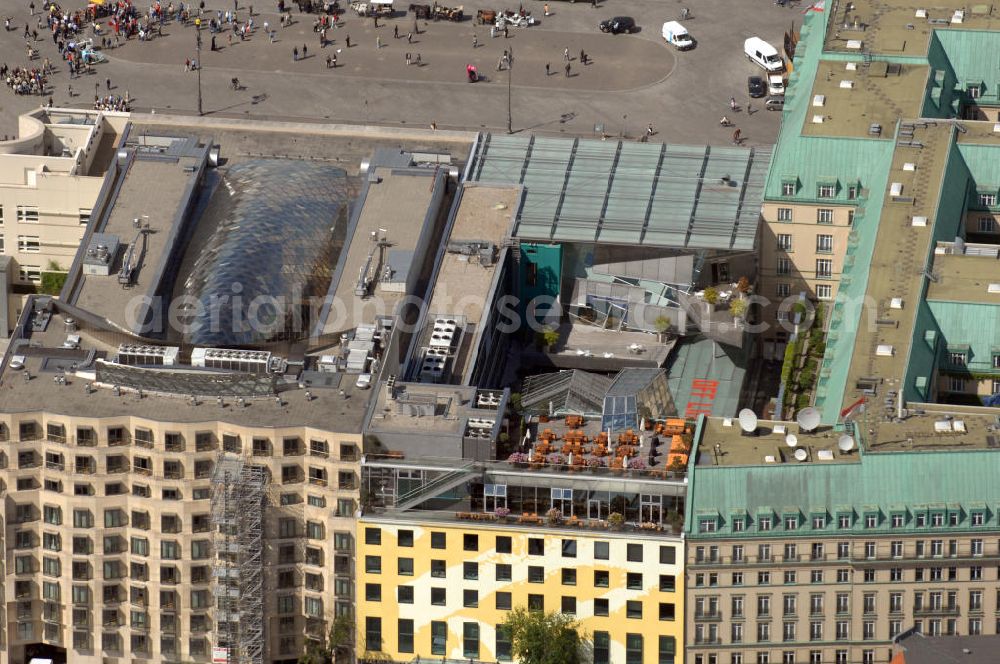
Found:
212,453 -> 268,664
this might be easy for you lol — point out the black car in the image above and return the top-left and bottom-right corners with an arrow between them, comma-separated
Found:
599,16 -> 636,34
748,75 -> 766,98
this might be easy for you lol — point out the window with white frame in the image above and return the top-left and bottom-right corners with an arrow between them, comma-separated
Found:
816,234 -> 833,252
948,350 -> 967,366
19,265 -> 40,283
848,185 -> 859,200
0,235 -> 5,253
817,209 -> 834,224
978,192 -> 997,207
817,184 -> 836,198
816,259 -> 833,279
847,210 -> 855,226
776,283 -> 790,298
777,234 -> 792,251
777,208 -> 792,222
17,236 -> 39,253
782,181 -> 796,196
949,377 -> 965,393
16,206 -> 38,223
484,484 -> 506,512
978,217 -> 997,233
79,209 -> 91,226
816,284 -> 833,300
968,84 -> 982,99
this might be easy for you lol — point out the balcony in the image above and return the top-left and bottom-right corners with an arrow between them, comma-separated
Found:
694,611 -> 724,621
913,605 -> 960,616
309,476 -> 328,487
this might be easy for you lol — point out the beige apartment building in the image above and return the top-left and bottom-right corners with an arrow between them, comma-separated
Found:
0,413 -> 361,663
758,200 -> 854,339
0,108 -> 122,325
685,416 -> 1000,664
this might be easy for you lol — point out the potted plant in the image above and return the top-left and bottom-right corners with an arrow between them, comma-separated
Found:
627,458 -> 647,473
586,457 -> 603,473
546,507 -> 563,526
667,456 -> 687,475
545,453 -> 566,467
607,512 -> 625,531
703,286 -> 720,305
495,507 -> 511,522
507,452 -> 529,468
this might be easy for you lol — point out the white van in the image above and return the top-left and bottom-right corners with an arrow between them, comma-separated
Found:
745,37 -> 784,72
768,74 -> 785,96
661,21 -> 694,50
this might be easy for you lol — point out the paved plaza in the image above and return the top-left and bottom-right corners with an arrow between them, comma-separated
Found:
0,0 -> 802,142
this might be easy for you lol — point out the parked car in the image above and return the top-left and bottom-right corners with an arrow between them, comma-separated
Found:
599,16 -> 636,34
661,20 -> 694,50
748,75 -> 766,98
355,373 -> 372,389
744,36 -> 784,72
765,96 -> 784,111
768,74 -> 785,96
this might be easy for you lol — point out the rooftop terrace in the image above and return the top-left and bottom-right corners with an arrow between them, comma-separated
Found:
802,60 -> 928,138
697,416 -> 857,467
925,251 -> 1000,303
0,308 -> 371,431
822,0 -> 1000,57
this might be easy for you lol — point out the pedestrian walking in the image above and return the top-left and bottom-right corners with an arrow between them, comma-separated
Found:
29,1 -> 34,15
326,54 -> 332,67
376,35 -> 381,48
732,128 -> 741,144
543,2 -> 549,15
563,47 -> 569,61
293,45 -> 298,60
415,52 -> 421,65
373,15 -> 378,27
303,43 -> 308,57
565,61 -> 570,76
646,123 -> 654,136
269,29 -> 275,43
473,33 -> 478,48
211,35 -> 216,50
406,31 -> 412,43
545,62 -> 550,75
503,25 -> 508,38
320,28 -> 326,46
67,83 -> 73,97
729,96 -> 737,111
106,77 -> 112,91
263,20 -> 269,32
406,52 -> 411,65
579,49 -> 585,64
346,34 -> 351,47
332,52 -> 338,66
394,25 -> 398,38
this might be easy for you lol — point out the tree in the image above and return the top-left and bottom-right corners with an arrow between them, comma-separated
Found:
297,615 -> 356,664
539,326 -> 560,350
503,607 -> 585,664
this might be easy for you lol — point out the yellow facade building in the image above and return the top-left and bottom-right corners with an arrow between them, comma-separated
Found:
356,517 -> 684,664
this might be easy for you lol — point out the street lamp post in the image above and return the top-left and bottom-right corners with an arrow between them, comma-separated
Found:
196,26 -> 204,116
507,47 -> 513,134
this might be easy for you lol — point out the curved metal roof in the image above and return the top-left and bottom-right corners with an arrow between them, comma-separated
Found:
183,159 -> 354,346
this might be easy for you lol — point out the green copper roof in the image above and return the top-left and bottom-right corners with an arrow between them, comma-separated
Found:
686,420 -> 1000,537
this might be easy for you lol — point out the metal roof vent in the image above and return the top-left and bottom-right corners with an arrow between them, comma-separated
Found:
875,344 -> 895,357
813,94 -> 826,107
840,80 -> 855,89
987,283 -> 1000,294
812,115 -> 825,124
912,215 -> 928,227
903,162 -> 916,171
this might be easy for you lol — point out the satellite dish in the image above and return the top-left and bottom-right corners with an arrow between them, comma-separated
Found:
838,435 -> 856,452
797,407 -> 821,432
794,448 -> 808,461
785,434 -> 798,448
737,408 -> 758,433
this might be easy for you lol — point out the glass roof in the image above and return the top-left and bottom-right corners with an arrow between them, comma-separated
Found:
182,159 -> 356,347
470,135 -> 772,250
